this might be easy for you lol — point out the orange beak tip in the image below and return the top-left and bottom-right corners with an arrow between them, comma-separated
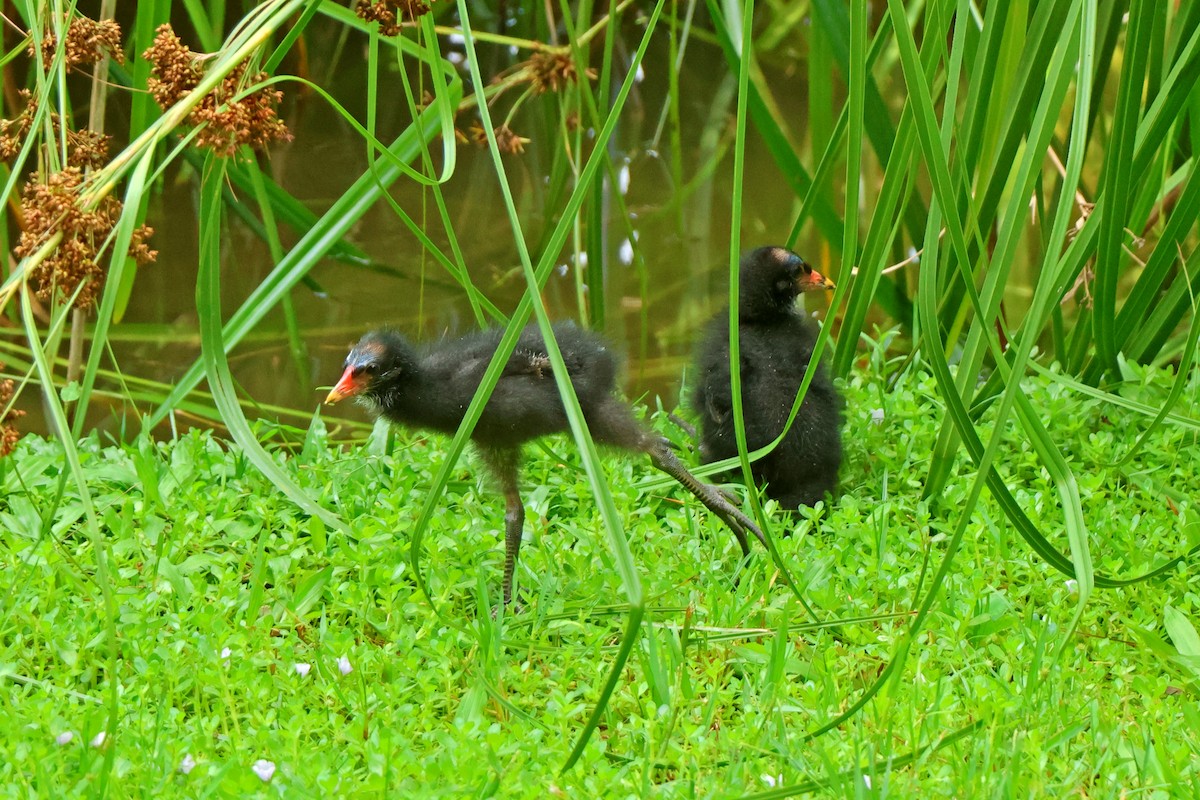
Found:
799,271 -> 835,293
324,367 -> 360,405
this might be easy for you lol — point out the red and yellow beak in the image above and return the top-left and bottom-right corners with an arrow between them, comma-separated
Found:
798,268 -> 835,293
324,366 -> 365,405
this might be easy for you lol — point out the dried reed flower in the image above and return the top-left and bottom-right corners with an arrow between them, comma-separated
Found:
0,90 -> 111,168
143,25 -> 291,157
468,122 -> 530,154
354,0 -> 432,36
528,51 -> 593,94
0,373 -> 23,458
36,16 -> 124,68
15,168 -> 156,309
493,124 -> 530,155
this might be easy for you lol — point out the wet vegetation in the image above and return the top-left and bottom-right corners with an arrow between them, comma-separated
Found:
2,0 -> 1200,795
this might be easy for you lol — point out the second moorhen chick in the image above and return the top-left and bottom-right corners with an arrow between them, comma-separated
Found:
691,246 -> 843,508
325,321 -> 767,607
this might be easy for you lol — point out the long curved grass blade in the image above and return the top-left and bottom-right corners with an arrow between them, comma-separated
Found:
403,51 -> 734,611
195,156 -> 345,532
374,14 -> 498,328
724,0 -> 762,529
922,0 -> 1075,499
714,0 -> 830,619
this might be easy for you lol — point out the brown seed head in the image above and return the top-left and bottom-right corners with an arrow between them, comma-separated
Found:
143,24 -> 292,157
0,91 -> 111,168
493,124 -> 530,155
15,168 -> 156,309
36,16 -> 124,69
353,0 -> 432,35
528,51 -> 593,94
0,372 -> 24,458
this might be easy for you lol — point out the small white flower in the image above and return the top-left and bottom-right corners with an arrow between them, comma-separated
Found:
252,759 -> 276,782
294,662 -> 311,678
90,731 -> 106,748
761,774 -> 782,788
337,656 -> 352,676
220,647 -> 232,667
870,408 -> 885,425
179,754 -> 196,775
863,774 -> 872,788
1065,578 -> 1079,594
55,731 -> 74,746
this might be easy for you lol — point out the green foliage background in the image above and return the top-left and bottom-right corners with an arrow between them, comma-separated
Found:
1,0 -> 1199,795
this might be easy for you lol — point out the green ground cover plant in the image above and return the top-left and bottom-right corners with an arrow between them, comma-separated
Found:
3,347 -> 1198,797
2,0 -> 1200,795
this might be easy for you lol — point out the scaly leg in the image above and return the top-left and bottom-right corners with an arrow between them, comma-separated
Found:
501,481 -> 524,606
481,447 -> 525,607
584,399 -> 765,557
645,438 -> 766,555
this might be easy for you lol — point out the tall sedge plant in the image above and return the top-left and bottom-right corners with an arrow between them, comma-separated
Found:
5,0 -> 1200,783
701,0 -> 1200,750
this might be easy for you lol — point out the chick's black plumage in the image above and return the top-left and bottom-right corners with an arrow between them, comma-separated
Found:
327,321 -> 767,607
691,246 -> 843,508
338,324 -> 637,451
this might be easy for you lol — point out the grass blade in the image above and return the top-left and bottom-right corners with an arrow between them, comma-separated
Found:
195,156 -> 345,532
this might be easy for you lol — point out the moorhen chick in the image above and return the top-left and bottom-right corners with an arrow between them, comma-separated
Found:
691,246 -> 843,508
325,322 -> 767,606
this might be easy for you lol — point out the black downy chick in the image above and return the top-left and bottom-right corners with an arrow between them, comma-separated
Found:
326,322 -> 768,606
691,246 -> 843,508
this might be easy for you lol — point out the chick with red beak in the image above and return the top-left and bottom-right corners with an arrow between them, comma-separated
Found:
690,245 -> 843,508
325,339 -> 387,404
